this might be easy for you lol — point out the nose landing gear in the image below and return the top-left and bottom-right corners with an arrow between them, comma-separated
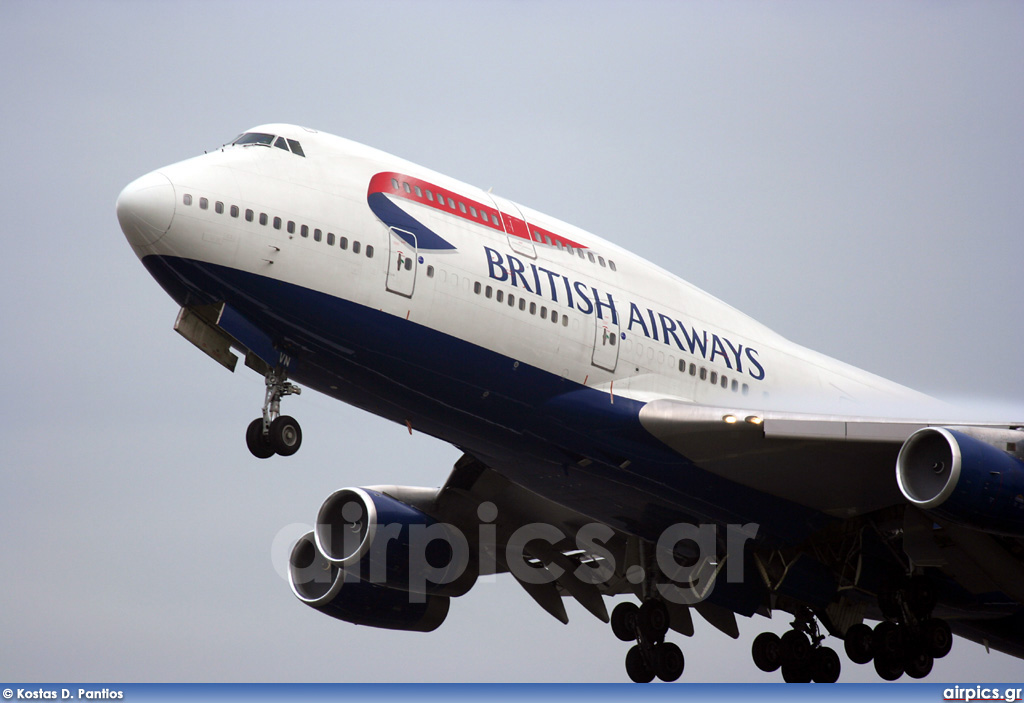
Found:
246,368 -> 302,458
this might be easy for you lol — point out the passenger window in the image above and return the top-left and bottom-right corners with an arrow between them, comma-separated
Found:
183,194 -> 192,206
215,201 -> 224,214
587,251 -> 595,263
474,282 -> 482,295
274,137 -> 289,151
273,217 -> 282,230
366,245 -> 375,258
391,178 -> 400,190
551,311 -> 558,324
403,182 -> 412,194
287,221 -> 295,234
491,214 -> 500,226
459,202 -> 467,214
530,302 -> 537,315
286,139 -> 304,157
690,363 -> 696,376
230,205 -> 239,218
327,233 -> 335,246
314,229 -> 322,242
577,248 -> 584,259
485,285 -> 492,299
199,197 -> 208,210
710,371 -> 718,385
722,376 -> 728,389
562,316 -> 569,327
353,241 -> 361,254
259,213 -> 268,225
609,261 -> 617,272
426,265 -> 434,277
679,359 -> 686,373
448,197 -> 456,209
245,209 -> 254,222
700,368 -> 708,381
742,384 -> 750,395
402,253 -> 409,267
519,299 -> 526,311
598,256 -> 606,267
470,206 -> 478,217
496,290 -> 503,303
339,237 -> 348,250
426,190 -> 433,201
414,186 -> 422,197
301,224 -> 310,237
508,294 -> 515,307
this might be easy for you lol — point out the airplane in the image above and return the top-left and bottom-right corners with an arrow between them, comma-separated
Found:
116,124 -> 1024,683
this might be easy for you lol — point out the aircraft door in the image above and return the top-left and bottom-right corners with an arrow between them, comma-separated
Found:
486,193 -> 537,259
386,227 -> 417,298
592,315 -> 620,372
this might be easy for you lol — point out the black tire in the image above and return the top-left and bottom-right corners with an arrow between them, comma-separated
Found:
638,600 -> 670,640
904,650 -> 933,679
246,418 -> 275,459
752,631 -> 782,673
611,602 -> 639,642
922,618 -> 952,659
781,629 -> 811,667
872,621 -> 904,660
654,642 -> 684,682
873,654 -> 904,681
270,415 -> 302,456
844,623 -> 874,665
781,661 -> 812,683
625,645 -> 655,683
812,646 -> 841,684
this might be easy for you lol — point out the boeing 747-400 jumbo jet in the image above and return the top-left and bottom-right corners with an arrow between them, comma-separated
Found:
117,124 -> 1024,683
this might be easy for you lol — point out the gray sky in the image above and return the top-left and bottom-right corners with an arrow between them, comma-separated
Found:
2,0 -> 1022,684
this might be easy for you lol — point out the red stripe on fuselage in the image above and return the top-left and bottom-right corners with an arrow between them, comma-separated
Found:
367,172 -> 586,250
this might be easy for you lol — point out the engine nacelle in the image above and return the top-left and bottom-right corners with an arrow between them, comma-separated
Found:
896,427 -> 1024,537
288,532 -> 450,632
314,487 -> 476,597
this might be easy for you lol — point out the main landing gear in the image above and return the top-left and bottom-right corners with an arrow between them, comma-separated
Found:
751,608 -> 841,683
611,600 -> 685,683
246,368 -> 302,458
842,576 -> 953,681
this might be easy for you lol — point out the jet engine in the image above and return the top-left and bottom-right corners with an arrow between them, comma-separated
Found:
896,427 -> 1024,537
288,532 -> 450,632
314,487 -> 477,597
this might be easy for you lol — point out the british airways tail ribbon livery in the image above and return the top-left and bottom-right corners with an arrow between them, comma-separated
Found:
117,124 -> 1024,683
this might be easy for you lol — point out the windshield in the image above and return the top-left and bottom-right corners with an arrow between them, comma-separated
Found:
232,132 -> 274,146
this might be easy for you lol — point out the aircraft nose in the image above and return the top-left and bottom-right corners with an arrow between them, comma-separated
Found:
116,171 -> 176,247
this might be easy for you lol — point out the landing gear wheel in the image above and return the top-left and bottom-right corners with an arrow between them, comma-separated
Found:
625,645 -> 655,683
752,632 -> 782,673
781,661 -> 812,683
904,650 -> 934,679
781,629 -> 811,667
844,623 -> 874,665
270,415 -> 302,456
246,418 -> 275,459
638,600 -> 670,640
872,621 -> 904,660
611,602 -> 639,642
873,655 -> 904,681
812,646 -> 841,684
653,642 -> 684,682
922,618 -> 952,659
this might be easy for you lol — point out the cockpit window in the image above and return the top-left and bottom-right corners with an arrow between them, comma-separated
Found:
231,132 -> 305,157
233,132 -> 274,146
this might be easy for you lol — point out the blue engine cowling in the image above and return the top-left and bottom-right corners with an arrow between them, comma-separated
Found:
313,487 -> 477,597
896,427 -> 1024,537
288,531 -> 450,632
